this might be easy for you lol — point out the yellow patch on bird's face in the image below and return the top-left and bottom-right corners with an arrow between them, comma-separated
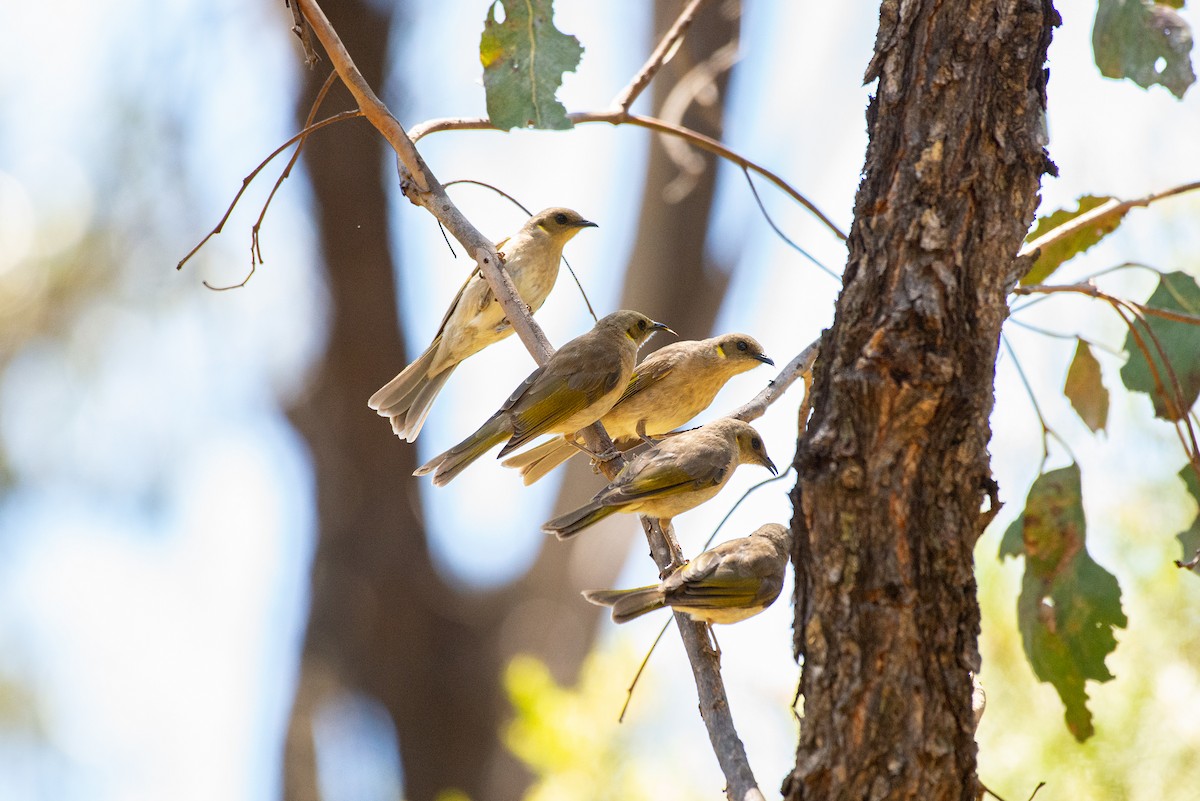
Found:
716,344 -> 727,359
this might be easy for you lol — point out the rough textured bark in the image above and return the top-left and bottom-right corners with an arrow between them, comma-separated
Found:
786,2 -> 1058,800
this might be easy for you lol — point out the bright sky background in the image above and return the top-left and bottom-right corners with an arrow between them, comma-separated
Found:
0,1 -> 1198,800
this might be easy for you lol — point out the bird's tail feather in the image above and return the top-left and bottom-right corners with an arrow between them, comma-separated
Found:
501,438 -> 578,485
414,416 -> 509,486
542,502 -> 617,540
397,367 -> 455,442
582,587 -> 667,623
369,339 -> 452,442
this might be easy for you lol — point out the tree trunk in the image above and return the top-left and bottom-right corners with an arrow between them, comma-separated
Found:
786,2 -> 1058,799
283,3 -> 517,800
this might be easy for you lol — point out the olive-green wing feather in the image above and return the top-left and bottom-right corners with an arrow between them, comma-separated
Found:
501,361 -> 623,454
614,356 -> 676,405
596,456 -> 726,506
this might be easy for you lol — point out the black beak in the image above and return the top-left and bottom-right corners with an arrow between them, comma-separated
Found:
650,321 -> 676,337
754,353 -> 775,366
576,219 -> 598,228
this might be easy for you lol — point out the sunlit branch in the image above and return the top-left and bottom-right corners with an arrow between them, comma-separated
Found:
177,108 -> 363,275
611,0 -> 713,112
407,112 -> 848,243
1019,181 -> 1200,259
295,0 -> 556,366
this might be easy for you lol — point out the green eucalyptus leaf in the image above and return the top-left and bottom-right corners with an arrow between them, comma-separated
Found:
1064,340 -> 1109,433
1118,271 -> 1200,421
1093,0 -> 1195,99
480,0 -> 582,130
1009,464 -> 1127,741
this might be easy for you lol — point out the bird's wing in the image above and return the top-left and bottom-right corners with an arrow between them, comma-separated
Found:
506,359 -> 623,446
614,353 -> 677,405
599,452 -> 726,505
434,266 -> 484,337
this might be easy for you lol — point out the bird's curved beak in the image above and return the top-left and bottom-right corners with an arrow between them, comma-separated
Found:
576,219 -> 598,228
755,353 -> 775,366
650,321 -> 676,338
763,456 -> 778,476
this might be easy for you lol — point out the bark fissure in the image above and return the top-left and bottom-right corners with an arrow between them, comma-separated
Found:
787,1 -> 1058,799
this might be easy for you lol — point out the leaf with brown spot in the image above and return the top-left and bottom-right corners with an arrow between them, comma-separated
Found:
1001,464 -> 1127,741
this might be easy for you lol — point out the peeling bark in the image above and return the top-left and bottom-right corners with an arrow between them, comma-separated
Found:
786,2 -> 1059,799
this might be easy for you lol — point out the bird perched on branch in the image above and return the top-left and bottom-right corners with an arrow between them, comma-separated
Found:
369,207 -> 597,441
414,310 -> 672,486
502,333 -> 773,484
583,523 -> 792,624
541,418 -> 776,539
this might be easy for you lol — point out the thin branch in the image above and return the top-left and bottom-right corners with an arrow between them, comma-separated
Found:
406,112 -> 848,243
296,0 -> 555,364
1015,283 -> 1200,326
611,0 -> 713,112
619,620 -> 671,723
177,108 -> 363,273
1019,181 -> 1200,259
1003,318 -> 1123,356
730,339 -> 820,423
1014,282 -> 1200,468
742,167 -> 841,282
205,70 -> 343,291
1002,335 -> 1054,467
658,40 -> 740,201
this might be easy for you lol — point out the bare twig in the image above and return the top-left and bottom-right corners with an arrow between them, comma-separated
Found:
658,40 -> 740,201
1014,282 -> 1200,472
619,620 -> 671,723
177,108 -> 363,274
730,339 -> 820,423
1175,548 -> 1200,571
204,70 -> 343,291
295,0 -> 554,364
407,111 -> 847,243
742,167 -> 840,281
611,0 -> 712,112
1019,181 -> 1200,260
1015,283 -> 1200,327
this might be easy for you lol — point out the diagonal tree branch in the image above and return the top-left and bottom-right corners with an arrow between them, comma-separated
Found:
287,2 -> 812,798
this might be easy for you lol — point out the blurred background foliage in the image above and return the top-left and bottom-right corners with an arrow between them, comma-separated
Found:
0,1 -> 1198,800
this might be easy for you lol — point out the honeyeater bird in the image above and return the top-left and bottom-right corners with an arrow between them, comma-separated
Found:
502,333 -> 773,484
413,310 -> 672,486
541,418 -> 777,539
369,207 -> 597,442
583,523 -> 792,624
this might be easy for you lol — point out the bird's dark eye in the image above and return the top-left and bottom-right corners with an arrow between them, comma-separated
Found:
751,437 -> 762,449
554,212 -> 568,225
737,340 -> 748,351
637,319 -> 647,330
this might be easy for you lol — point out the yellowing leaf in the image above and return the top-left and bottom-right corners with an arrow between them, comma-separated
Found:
1022,195 -> 1125,286
1064,340 -> 1109,433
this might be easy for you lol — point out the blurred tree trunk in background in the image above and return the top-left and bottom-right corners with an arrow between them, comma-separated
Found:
282,1 -> 740,800
786,1 -> 1057,799
521,0 -> 743,684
